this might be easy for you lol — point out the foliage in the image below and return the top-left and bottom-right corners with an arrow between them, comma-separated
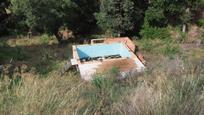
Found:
4,0 -> 204,38
140,26 -> 171,39
197,19 -> 204,27
95,0 -> 147,36
40,34 -> 52,44
0,35 -> 204,114
140,0 -> 203,40
34,48 -> 59,76
0,57 -> 204,114
0,46 -> 29,63
84,69 -> 128,114
10,0 -> 99,41
11,0 -> 66,33
138,39 -> 180,58
145,0 -> 203,27
162,42 -> 180,58
0,72 -> 84,114
0,0 -> 10,36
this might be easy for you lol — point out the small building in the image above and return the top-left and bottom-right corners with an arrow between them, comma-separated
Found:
71,37 -> 145,80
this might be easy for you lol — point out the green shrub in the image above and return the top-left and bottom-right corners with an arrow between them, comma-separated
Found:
140,26 -> 171,39
0,40 -> 7,47
35,49 -> 53,75
15,47 -> 29,60
139,39 -> 154,52
178,31 -> 187,43
197,19 -> 204,27
162,42 -> 180,58
84,69 -> 128,114
40,34 -> 51,44
138,38 -> 180,58
200,31 -> 204,43
35,48 -> 60,76
0,47 -> 29,63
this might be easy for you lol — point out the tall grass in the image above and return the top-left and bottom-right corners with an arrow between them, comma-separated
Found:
113,60 -> 204,115
0,47 -> 29,63
0,35 -> 203,115
138,39 -> 180,58
1,55 -> 203,115
0,72 -> 85,115
81,69 -> 129,114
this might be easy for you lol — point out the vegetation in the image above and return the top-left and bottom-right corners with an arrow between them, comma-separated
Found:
197,19 -> 204,27
95,0 -> 146,36
0,34 -> 203,114
0,0 -> 204,114
10,0 -> 99,42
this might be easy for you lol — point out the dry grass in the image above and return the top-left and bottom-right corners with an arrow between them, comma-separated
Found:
0,35 -> 204,114
0,72 -> 88,115
112,61 -> 204,115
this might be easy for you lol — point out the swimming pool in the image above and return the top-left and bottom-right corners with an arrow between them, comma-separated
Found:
76,43 -> 131,59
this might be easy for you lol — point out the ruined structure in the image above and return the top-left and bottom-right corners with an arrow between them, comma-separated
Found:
70,37 -> 145,80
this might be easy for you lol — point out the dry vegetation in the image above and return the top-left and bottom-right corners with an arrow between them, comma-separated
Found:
0,28 -> 204,114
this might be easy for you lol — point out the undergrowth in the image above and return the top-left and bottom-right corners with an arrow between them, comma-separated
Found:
0,35 -> 203,115
0,47 -> 29,63
138,38 -> 180,58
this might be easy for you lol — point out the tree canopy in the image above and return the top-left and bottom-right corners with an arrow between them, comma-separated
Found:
0,0 -> 10,35
95,0 -> 147,36
0,0 -> 203,39
10,0 -> 99,42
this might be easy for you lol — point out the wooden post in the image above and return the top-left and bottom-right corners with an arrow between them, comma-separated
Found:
28,28 -> 32,39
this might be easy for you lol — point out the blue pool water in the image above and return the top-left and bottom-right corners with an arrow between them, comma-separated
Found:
76,43 -> 131,59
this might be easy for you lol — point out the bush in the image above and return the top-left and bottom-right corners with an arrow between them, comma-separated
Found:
162,42 -> 180,58
40,34 -> 51,44
83,69 -> 128,114
0,47 -> 29,63
139,39 -> 154,52
197,19 -> 204,27
138,38 -> 180,58
35,48 -> 53,75
0,40 -> 7,47
140,26 -> 171,39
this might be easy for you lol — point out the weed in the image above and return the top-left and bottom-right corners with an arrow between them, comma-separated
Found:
139,39 -> 154,52
0,40 -> 7,47
40,34 -> 52,44
178,30 -> 187,43
140,26 -> 171,40
34,48 -> 62,76
162,42 -> 180,58
138,39 -> 180,58
197,19 -> 204,27
0,47 -> 29,63
83,69 -> 129,114
113,62 -> 204,115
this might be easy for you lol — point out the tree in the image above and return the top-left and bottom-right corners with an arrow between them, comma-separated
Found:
10,0 -> 99,43
64,0 -> 99,35
143,0 -> 204,32
0,0 -> 10,36
95,0 -> 147,36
